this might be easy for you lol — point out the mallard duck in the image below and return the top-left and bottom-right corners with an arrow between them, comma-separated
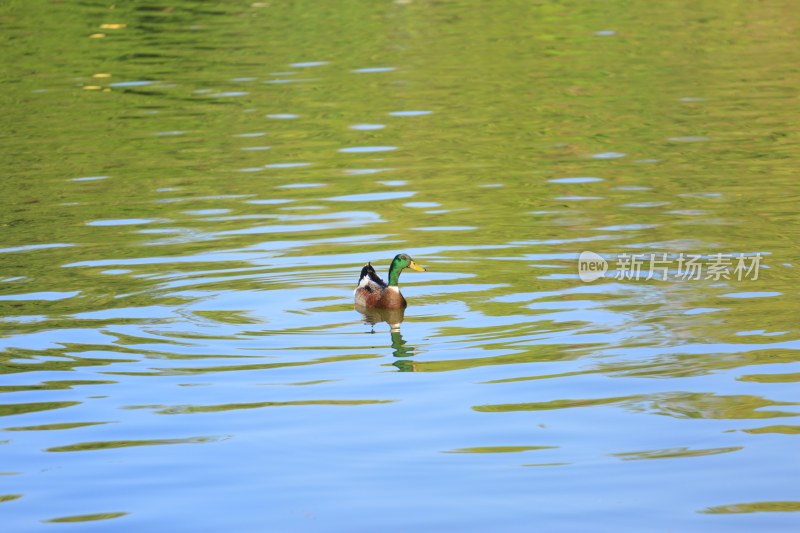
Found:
354,253 -> 425,309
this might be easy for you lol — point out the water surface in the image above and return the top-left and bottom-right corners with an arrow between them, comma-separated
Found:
2,1 -> 799,531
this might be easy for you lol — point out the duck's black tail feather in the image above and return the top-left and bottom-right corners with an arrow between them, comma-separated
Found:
357,262 -> 384,286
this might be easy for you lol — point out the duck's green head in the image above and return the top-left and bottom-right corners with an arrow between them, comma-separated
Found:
388,253 -> 425,286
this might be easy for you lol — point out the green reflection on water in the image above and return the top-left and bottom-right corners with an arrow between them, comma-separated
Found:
4,421 -> 111,432
611,446 -> 743,461
0,380 -> 116,393
0,402 -> 80,417
739,372 -> 800,383
152,399 -> 394,415
102,353 -> 380,376
475,392 -> 800,420
390,330 -> 415,358
0,494 -> 23,504
43,512 -> 129,523
474,395 -> 637,413
0,352 -> 132,375
45,435 -> 227,453
646,393 -> 800,419
740,425 -> 800,435
445,446 -> 557,454
701,501 -> 800,514
393,344 -> 588,373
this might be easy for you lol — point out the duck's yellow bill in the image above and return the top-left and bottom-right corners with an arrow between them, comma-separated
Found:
409,261 -> 426,272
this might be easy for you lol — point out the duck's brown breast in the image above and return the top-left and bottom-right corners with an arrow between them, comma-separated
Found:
377,287 -> 407,309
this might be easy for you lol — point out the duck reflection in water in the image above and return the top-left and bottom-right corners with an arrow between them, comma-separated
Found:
354,305 -> 416,360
